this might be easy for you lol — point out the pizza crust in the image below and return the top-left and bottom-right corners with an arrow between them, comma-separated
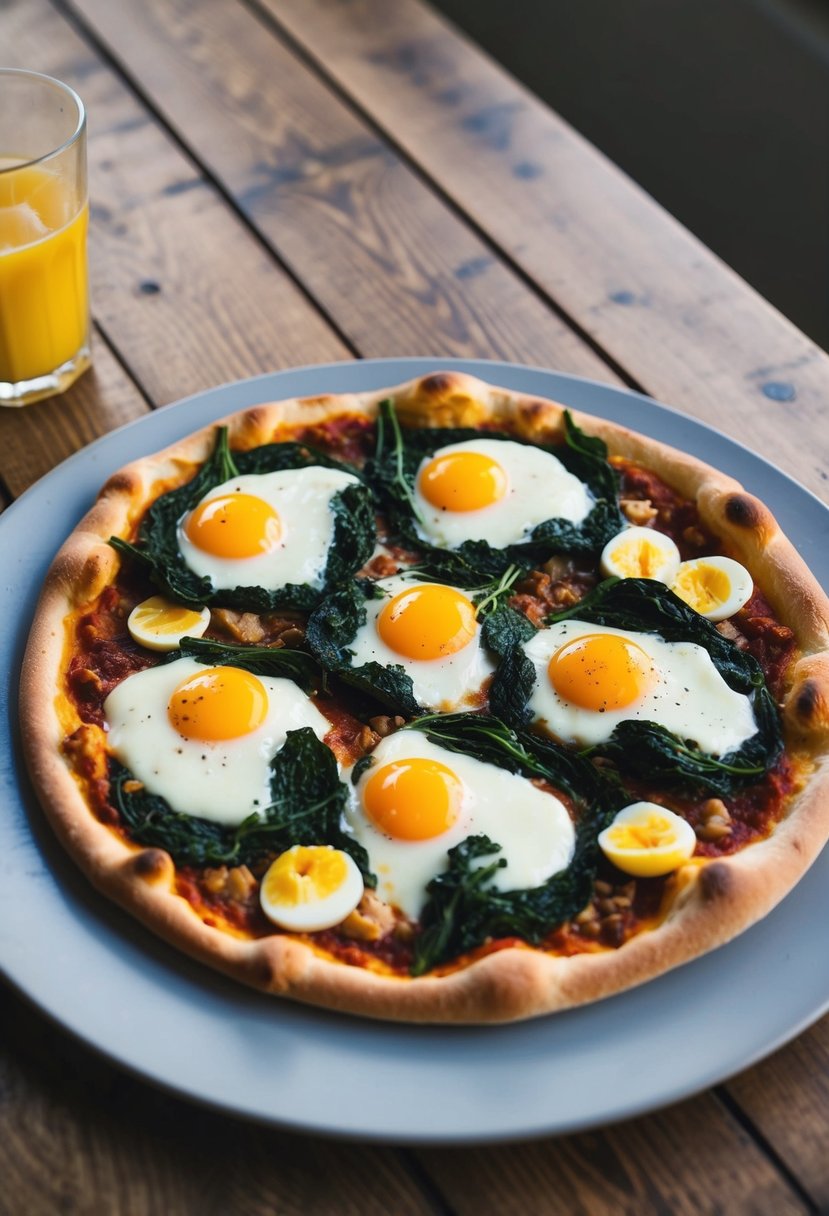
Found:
19,370 -> 829,1023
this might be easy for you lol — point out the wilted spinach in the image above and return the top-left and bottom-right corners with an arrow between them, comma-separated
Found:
110,427 -> 376,611
112,727 -> 374,881
399,713 -> 620,974
487,577 -> 783,794
365,399 -> 625,579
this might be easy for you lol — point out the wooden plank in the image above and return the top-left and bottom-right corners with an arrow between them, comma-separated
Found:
6,0 -> 348,415
416,1092 -> 810,1216
727,1016 -> 829,1209
262,0 -> 829,500
64,0 -> 619,381
0,985 -> 438,1216
0,332 -> 149,498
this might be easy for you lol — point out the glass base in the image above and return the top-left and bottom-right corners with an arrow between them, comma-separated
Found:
0,345 -> 92,407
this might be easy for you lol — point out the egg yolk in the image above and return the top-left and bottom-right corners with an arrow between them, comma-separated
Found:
130,597 -> 206,635
672,563 -> 732,614
608,536 -> 670,578
185,492 -> 281,559
363,758 -> 462,840
599,806 -> 696,877
377,584 -> 477,660
419,450 -> 508,512
262,846 -> 349,906
548,633 -> 655,711
606,813 -> 678,852
168,665 -> 268,740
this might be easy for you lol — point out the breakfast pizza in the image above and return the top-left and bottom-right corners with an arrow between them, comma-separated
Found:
20,370 -> 829,1022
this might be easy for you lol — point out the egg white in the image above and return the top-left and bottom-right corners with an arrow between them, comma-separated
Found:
412,438 -> 593,549
523,620 -> 757,754
103,657 -> 330,825
347,574 -> 495,711
344,731 -> 575,919
177,467 -> 362,591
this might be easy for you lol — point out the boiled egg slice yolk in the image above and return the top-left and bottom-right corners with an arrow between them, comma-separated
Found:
127,595 -> 211,652
548,632 -> 656,711
259,845 -> 364,932
670,556 -> 753,621
184,492 -> 281,559
363,757 -> 463,840
377,583 -> 478,660
599,802 -> 697,877
167,665 -> 269,741
418,449 -> 508,513
600,526 -> 681,583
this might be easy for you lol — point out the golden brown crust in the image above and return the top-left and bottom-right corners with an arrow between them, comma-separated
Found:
19,369 -> 829,1023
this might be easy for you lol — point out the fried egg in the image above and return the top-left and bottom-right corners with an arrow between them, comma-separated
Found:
177,467 -> 362,592
412,438 -> 593,549
103,657 -> 330,825
522,620 -> 757,753
348,575 -> 495,710
344,731 -> 575,918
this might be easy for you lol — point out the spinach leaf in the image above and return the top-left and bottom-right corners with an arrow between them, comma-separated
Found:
111,728 -> 374,882
177,635 -> 321,693
399,559 -> 526,618
405,714 -> 619,974
489,576 -> 783,793
412,808 -> 610,976
112,760 -> 246,867
405,712 -> 615,806
588,712 -> 781,797
366,400 -> 624,577
110,428 -> 376,611
305,580 -> 421,716
481,606 -> 537,724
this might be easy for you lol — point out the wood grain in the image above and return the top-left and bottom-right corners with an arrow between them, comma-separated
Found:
0,3 -> 825,1213
6,0 -> 348,412
0,332 -> 148,498
416,1093 -> 811,1216
0,983 -> 438,1216
727,1017 -> 829,1210
64,0 -> 618,380
263,0 -> 829,501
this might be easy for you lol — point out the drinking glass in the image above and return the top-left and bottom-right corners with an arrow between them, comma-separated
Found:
0,69 -> 90,407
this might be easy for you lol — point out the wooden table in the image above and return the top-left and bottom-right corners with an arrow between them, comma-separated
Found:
2,1 -> 828,1210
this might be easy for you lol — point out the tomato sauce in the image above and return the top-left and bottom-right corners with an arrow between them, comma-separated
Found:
61,429 -> 802,973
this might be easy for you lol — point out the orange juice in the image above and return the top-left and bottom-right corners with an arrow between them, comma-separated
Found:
0,159 -> 89,384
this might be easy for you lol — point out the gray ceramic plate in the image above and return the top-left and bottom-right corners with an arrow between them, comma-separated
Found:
2,358 -> 828,1144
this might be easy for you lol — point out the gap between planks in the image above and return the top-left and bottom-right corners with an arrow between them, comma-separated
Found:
234,0 -> 646,395
51,0 -> 627,384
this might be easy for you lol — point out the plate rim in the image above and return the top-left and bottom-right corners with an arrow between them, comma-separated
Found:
2,355 -> 828,1144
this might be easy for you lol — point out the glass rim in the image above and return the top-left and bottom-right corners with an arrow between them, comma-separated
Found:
0,68 -> 86,175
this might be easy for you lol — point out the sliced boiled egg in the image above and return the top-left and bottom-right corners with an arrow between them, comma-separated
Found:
259,845 -> 364,931
598,802 -> 696,877
599,526 -> 681,583
670,556 -> 753,621
127,595 -> 211,651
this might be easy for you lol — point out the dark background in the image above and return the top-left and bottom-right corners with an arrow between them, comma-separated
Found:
434,0 -> 829,349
